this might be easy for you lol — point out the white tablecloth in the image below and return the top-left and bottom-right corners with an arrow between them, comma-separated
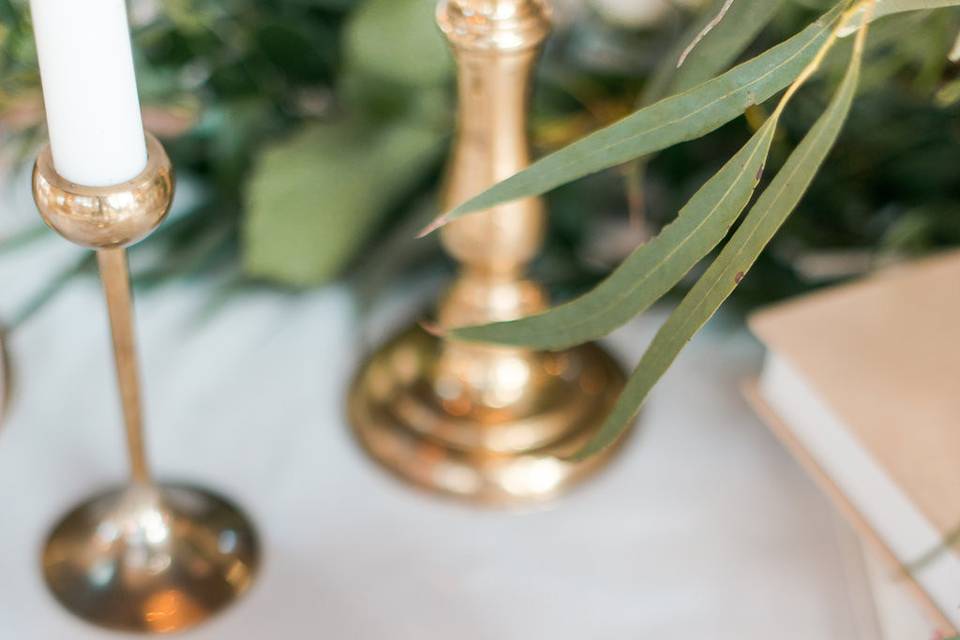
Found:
0,208 -> 876,638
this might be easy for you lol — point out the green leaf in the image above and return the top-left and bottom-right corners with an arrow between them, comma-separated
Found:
644,0 -> 788,103
430,4 -> 842,228
572,21 -> 866,461
344,0 -> 451,87
840,0 -> 960,35
451,114 -> 780,350
242,116 -> 444,286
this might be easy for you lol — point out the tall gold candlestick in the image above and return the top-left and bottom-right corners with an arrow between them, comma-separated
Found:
33,135 -> 259,634
348,0 -> 629,505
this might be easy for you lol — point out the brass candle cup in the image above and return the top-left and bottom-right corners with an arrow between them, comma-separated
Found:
348,0 -> 631,506
32,134 -> 259,634
33,135 -> 173,249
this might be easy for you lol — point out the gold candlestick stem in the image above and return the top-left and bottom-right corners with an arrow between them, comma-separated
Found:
348,0 -> 631,505
33,135 -> 259,634
97,248 -> 150,484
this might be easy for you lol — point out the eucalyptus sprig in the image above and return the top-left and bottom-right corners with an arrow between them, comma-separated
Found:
422,0 -> 956,459
428,1 -> 945,225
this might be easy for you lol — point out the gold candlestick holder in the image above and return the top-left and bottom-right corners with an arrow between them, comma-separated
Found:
32,134 -> 259,634
348,0 -> 629,505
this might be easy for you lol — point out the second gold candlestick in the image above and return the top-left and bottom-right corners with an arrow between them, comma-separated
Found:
348,0 -> 630,505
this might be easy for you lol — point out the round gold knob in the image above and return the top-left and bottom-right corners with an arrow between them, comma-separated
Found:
32,133 -> 174,249
437,0 -> 551,52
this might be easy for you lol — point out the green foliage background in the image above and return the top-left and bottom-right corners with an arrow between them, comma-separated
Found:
1,0 -> 959,306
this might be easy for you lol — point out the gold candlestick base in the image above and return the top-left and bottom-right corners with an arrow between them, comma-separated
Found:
349,327 -> 627,505
43,483 -> 259,634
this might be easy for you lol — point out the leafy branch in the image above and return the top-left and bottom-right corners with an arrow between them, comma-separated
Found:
575,5 -> 872,459
428,0 -> 957,227
418,0 -> 951,458
420,1 -> 849,234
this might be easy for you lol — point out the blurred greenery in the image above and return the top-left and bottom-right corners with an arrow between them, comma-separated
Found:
0,0 -> 959,311
244,114 -> 445,284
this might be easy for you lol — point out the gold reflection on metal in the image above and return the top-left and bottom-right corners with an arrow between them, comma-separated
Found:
32,135 -> 259,633
348,0 -> 631,506
43,485 -> 257,634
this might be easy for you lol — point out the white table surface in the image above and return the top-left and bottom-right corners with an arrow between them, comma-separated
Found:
0,194 -> 876,638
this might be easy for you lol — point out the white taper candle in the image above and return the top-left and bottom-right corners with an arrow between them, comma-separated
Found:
29,0 -> 147,187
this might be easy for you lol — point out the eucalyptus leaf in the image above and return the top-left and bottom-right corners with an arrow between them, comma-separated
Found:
644,0 -> 788,103
572,22 -> 866,460
451,114 -> 780,349
840,0 -> 960,35
621,0 -> 786,254
243,117 -> 444,285
428,4 -> 843,229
